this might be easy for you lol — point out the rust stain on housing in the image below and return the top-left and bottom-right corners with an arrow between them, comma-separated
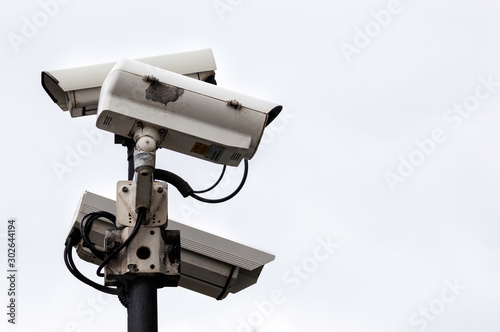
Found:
145,81 -> 184,106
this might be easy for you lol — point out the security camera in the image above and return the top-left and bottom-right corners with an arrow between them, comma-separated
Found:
42,49 -> 217,118
70,191 -> 275,300
96,58 -> 282,166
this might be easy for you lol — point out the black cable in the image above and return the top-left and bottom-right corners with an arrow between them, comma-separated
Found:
154,160 -> 248,204
193,165 -> 226,194
81,211 -> 116,252
64,214 -> 136,307
64,228 -> 120,295
65,245 -> 118,295
80,211 -> 116,260
153,169 -> 192,197
82,214 -> 102,257
189,159 -> 248,204
117,288 -> 129,308
217,265 -> 236,300
96,208 -> 146,277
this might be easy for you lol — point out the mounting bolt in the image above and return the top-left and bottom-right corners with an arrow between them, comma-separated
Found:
127,264 -> 139,273
122,186 -> 129,192
108,241 -> 120,250
157,186 -> 164,193
226,99 -> 242,110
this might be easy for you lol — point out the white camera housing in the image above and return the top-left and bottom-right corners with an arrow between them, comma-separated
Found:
70,191 -> 275,300
42,49 -> 217,117
96,58 -> 282,166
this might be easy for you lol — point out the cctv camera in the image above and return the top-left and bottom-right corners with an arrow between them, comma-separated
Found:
96,58 -> 282,166
41,49 -> 217,117
70,191 -> 275,300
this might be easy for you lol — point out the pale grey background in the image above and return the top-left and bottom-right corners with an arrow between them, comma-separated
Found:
1,0 -> 499,331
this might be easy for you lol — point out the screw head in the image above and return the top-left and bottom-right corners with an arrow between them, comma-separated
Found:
157,186 -> 164,193
122,186 -> 129,192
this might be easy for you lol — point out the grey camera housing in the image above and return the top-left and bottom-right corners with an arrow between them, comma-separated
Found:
70,191 -> 275,300
42,49 -> 217,117
96,58 -> 282,166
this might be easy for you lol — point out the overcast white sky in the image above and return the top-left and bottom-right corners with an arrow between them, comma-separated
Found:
1,0 -> 500,331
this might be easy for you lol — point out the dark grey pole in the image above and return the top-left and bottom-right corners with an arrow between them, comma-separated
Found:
114,135 -> 136,181
127,277 -> 158,332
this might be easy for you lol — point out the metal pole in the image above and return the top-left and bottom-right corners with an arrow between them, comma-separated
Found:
114,135 -> 136,181
127,276 -> 158,332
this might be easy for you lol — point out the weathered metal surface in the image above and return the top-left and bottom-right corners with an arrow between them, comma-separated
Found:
145,80 -> 184,106
104,227 -> 180,288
